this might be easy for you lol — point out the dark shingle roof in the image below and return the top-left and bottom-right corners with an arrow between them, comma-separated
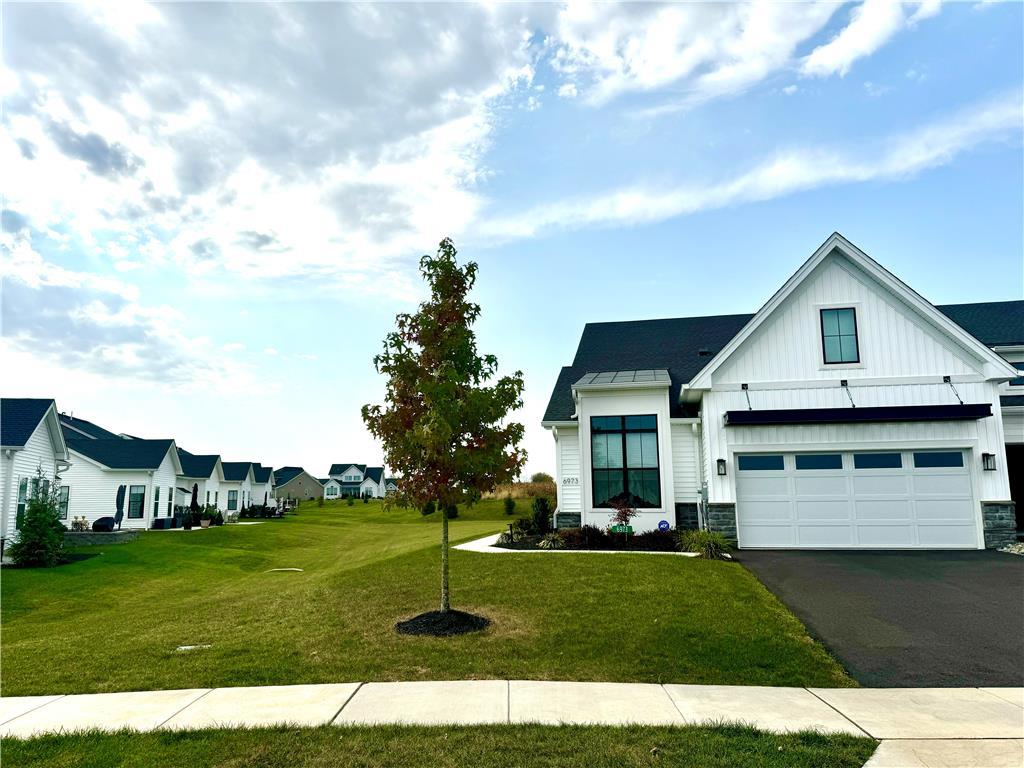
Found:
364,466 -> 384,484
177,449 -> 220,479
221,461 -> 252,482
329,463 -> 366,475
68,436 -> 174,470
252,465 -> 272,483
273,466 -> 305,486
1,398 -> 55,447
936,301 -> 1024,347
543,301 -> 1024,422
58,413 -> 122,440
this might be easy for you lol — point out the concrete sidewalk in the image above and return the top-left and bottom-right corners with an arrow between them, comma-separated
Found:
2,682 -> 1021,759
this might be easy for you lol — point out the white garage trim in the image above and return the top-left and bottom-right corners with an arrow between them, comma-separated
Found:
735,448 -> 983,550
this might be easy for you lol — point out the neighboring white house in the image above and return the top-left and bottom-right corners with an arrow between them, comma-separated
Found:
322,477 -> 343,499
220,462 -> 255,513
251,464 -> 276,507
543,233 -> 1021,550
61,436 -> 183,530
176,449 -> 224,511
1,398 -> 71,542
385,477 -> 399,494
327,463 -> 389,497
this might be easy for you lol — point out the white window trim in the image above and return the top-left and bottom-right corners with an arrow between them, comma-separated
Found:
815,301 -> 865,371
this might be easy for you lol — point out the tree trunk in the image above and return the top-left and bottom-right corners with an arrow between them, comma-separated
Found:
440,503 -> 450,613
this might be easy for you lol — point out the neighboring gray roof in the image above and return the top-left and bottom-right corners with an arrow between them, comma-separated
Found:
59,413 -> 122,440
1,398 -> 54,447
329,463 -> 366,475
363,466 -> 384,484
221,461 -> 252,482
385,477 -> 398,487
177,449 -> 219,479
68,436 -> 174,470
544,301 -> 1024,422
273,466 -> 305,486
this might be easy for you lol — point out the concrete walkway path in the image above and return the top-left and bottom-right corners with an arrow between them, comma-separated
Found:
2,682 -> 1021,765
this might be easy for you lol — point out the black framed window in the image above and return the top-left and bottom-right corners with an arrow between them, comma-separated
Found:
913,451 -> 963,468
167,488 -> 173,516
737,455 -> 785,471
854,452 -> 902,469
795,453 -> 843,470
128,485 -> 145,518
228,490 -> 238,510
591,415 -> 660,508
821,307 -> 859,364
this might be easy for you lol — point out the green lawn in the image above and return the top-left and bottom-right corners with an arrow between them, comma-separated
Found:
2,725 -> 877,768
1,499 -> 853,695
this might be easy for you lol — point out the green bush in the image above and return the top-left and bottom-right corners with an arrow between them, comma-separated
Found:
530,497 -> 551,535
444,504 -> 458,520
420,500 -> 435,516
7,473 -> 65,567
538,532 -> 564,549
363,495 -> 369,504
503,496 -> 516,516
212,510 -> 225,526
676,529 -> 733,559
347,497 -> 355,507
317,495 -> 325,507
530,472 -> 554,484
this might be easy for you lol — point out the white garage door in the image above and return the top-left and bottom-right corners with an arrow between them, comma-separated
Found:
735,449 -> 978,549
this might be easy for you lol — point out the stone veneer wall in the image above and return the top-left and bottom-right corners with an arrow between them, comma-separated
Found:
706,503 -> 737,544
981,502 -> 1017,549
555,512 -> 581,529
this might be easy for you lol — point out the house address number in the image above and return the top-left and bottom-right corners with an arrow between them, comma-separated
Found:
562,477 -> 580,485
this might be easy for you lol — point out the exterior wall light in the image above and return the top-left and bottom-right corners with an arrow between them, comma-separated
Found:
982,452 -> 996,471
716,458 -> 727,476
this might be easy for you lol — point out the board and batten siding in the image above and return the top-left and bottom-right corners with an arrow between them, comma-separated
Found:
1,419 -> 63,539
670,422 -> 701,503
63,460 -> 152,530
554,426 -> 581,516
714,257 -> 981,386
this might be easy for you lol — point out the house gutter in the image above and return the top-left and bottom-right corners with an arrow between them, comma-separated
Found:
1,447 -> 19,557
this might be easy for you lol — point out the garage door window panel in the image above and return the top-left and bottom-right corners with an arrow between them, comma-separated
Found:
795,453 -> 843,470
854,452 -> 902,469
913,451 -> 964,468
737,455 -> 785,471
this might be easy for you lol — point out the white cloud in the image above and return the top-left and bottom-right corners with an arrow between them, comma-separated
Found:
480,91 -> 1021,241
553,2 -> 839,107
222,342 -> 244,352
783,85 -> 799,95
264,347 -> 279,356
557,82 -> 578,99
801,1 -> 941,78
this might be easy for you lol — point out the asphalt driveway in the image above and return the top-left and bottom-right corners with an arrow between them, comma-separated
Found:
737,550 -> 1024,687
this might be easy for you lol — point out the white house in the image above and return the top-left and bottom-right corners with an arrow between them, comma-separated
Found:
220,462 -> 254,513
176,449 -> 224,511
61,436 -> 183,530
252,464 -> 276,507
327,463 -> 389,497
543,233 -> 1020,550
322,477 -> 343,499
1,398 -> 71,542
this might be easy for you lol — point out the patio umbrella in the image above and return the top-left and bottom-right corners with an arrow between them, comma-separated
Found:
115,485 -> 126,530
190,483 -> 199,512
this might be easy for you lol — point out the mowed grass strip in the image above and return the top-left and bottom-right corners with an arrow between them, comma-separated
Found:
1,500 -> 852,695
1,725 -> 877,768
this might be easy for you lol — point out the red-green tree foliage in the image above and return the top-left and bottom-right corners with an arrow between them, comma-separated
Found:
362,238 -> 526,612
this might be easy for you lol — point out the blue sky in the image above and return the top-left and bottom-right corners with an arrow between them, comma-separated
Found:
2,1 -> 1021,478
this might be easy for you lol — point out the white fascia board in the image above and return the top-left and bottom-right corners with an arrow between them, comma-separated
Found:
687,232 -> 1017,392
541,420 -> 577,429
44,403 -> 70,461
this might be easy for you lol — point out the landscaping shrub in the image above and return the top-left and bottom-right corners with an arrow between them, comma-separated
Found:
363,495 -> 369,504
511,518 -> 532,539
677,529 -> 733,559
557,525 -> 609,550
629,530 -> 677,551
495,531 -> 514,546
538,532 -> 565,549
347,497 -> 355,507
444,504 -> 458,520
212,510 -> 225,526
420,500 -> 435,516
317,496 -> 324,507
503,496 -> 516,516
7,473 -> 65,567
530,497 -> 551,535
530,472 -> 554,484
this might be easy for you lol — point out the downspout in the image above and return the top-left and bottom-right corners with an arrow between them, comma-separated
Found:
692,422 -> 707,530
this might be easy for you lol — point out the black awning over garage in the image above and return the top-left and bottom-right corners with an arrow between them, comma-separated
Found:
724,403 -> 992,426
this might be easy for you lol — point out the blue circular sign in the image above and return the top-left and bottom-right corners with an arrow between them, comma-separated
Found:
658,520 -> 670,532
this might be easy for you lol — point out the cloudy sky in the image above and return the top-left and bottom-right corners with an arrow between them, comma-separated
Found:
2,1 -> 1021,478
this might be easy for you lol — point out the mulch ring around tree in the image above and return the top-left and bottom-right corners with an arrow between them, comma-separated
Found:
395,609 -> 491,637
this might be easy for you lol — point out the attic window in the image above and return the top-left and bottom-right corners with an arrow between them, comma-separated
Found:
820,307 -> 859,364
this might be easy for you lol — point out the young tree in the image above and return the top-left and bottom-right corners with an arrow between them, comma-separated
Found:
530,472 -> 554,484
8,467 -> 66,567
363,237 -> 526,615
